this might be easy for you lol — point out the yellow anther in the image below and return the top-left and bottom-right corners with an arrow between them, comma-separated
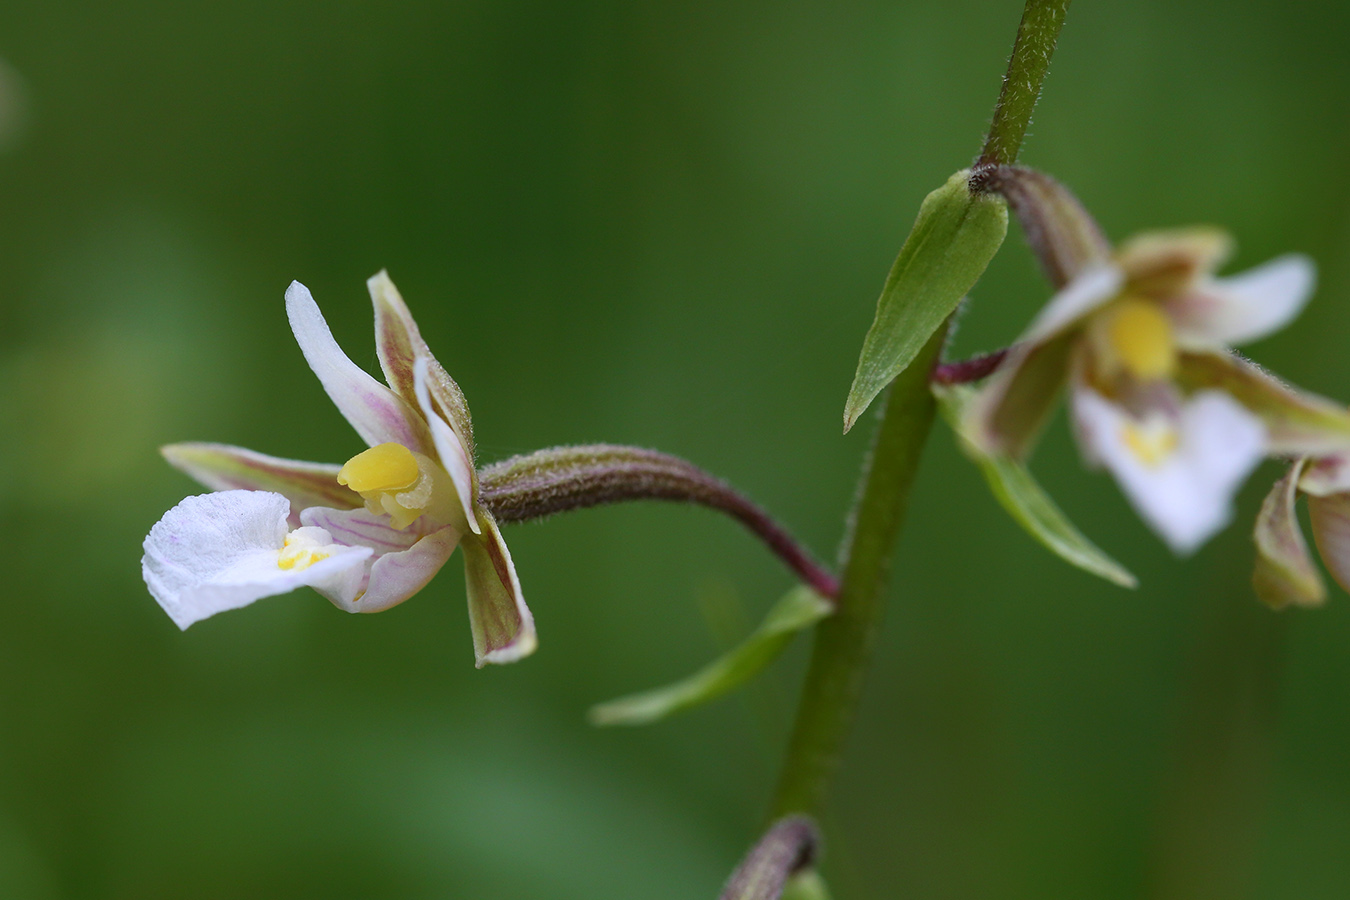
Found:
338,442 -> 420,493
1102,298 -> 1177,381
1121,420 -> 1179,468
277,529 -> 334,571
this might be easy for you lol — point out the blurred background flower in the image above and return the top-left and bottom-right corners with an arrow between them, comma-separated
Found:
2,1 -> 1350,897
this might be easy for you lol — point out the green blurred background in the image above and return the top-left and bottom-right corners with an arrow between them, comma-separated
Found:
2,1 -> 1349,897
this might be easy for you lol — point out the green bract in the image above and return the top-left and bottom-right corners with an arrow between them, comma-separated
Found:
844,169 -> 1008,432
588,585 -> 832,727
935,384 -> 1137,588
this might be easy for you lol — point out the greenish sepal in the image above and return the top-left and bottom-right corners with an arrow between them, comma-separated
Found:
935,384 -> 1137,588
843,170 -> 1008,432
588,586 -> 832,727
1252,458 -> 1325,609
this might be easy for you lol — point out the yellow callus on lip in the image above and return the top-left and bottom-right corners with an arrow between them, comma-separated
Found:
277,528 -> 334,571
1121,419 -> 1179,468
1101,298 -> 1177,381
338,442 -> 420,493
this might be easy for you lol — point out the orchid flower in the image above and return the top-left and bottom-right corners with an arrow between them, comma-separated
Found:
142,272 -> 536,666
968,228 -> 1350,554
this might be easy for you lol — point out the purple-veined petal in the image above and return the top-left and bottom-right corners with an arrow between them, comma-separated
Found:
413,354 -> 478,533
964,332 -> 1074,459
1018,264 -> 1124,346
298,506 -> 460,613
462,506 -> 536,667
1298,453 -> 1350,497
1169,255 -> 1315,349
142,491 -> 372,630
1310,492 -> 1350,597
368,271 -> 476,458
161,442 -> 359,525
1252,459 -> 1325,608
1115,227 -> 1233,296
1176,350 -> 1350,456
1072,387 -> 1265,555
285,280 -> 434,453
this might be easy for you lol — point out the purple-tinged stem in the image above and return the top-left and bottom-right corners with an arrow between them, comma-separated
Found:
478,445 -> 839,600
932,347 -> 1011,385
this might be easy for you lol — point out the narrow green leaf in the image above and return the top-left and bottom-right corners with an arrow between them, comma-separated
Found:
589,586 -> 832,727
935,384 -> 1137,588
844,170 -> 1008,432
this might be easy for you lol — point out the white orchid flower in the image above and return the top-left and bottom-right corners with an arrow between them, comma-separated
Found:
969,228 -> 1350,554
142,272 -> 536,666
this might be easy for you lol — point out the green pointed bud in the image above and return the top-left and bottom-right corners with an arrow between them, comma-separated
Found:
935,384 -> 1137,588
719,816 -> 821,900
588,585 -> 832,727
843,170 -> 1008,432
1252,459 -> 1325,609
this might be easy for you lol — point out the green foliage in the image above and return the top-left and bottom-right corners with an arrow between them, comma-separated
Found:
935,385 -> 1136,588
844,170 -> 1008,432
589,586 -> 832,727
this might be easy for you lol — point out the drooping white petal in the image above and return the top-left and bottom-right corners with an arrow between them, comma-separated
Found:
413,355 -> 478,533
1169,255 -> 1315,348
285,281 -> 434,454
1019,264 -> 1124,345
142,491 -> 372,630
298,506 -> 459,613
462,507 -> 536,666
161,442 -> 359,525
1072,388 -> 1266,555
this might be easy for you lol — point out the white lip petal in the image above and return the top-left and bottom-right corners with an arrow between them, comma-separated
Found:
1171,254 -> 1315,348
142,491 -> 373,630
285,281 -> 434,454
1072,388 -> 1266,555
1020,264 -> 1125,345
413,355 -> 479,534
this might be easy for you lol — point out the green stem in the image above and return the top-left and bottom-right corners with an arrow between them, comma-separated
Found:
768,327 -> 945,818
766,0 -> 1072,825
977,0 -> 1072,168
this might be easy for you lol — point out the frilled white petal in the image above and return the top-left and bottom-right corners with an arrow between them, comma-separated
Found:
285,281 -> 434,454
1170,255 -> 1315,348
1019,264 -> 1124,345
463,507 -> 536,666
142,491 -> 373,630
413,355 -> 478,534
161,442 -> 360,526
298,506 -> 459,613
1072,388 -> 1266,555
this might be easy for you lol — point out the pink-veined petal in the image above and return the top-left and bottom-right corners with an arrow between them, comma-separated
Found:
462,506 -> 536,667
1252,459 -> 1325,608
1170,255 -> 1315,348
1072,387 -> 1265,555
368,271 -> 476,458
285,280 -> 433,453
1176,350 -> 1350,456
142,491 -> 372,630
1310,492 -> 1350,598
1116,227 -> 1233,296
1298,453 -> 1350,497
1018,264 -> 1124,346
161,442 -> 359,525
413,354 -> 478,533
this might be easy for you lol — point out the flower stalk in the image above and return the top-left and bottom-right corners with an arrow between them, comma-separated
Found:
768,0 -> 1073,825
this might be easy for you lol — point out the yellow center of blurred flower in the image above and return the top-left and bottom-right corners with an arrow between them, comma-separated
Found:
1102,298 -> 1176,381
338,442 -> 420,493
1120,419 -> 1179,467
277,530 -> 333,571
338,442 -> 444,530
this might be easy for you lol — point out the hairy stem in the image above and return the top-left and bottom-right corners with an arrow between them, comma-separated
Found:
931,347 -> 1011,385
976,0 -> 1072,168
768,327 -> 945,818
478,445 -> 839,600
